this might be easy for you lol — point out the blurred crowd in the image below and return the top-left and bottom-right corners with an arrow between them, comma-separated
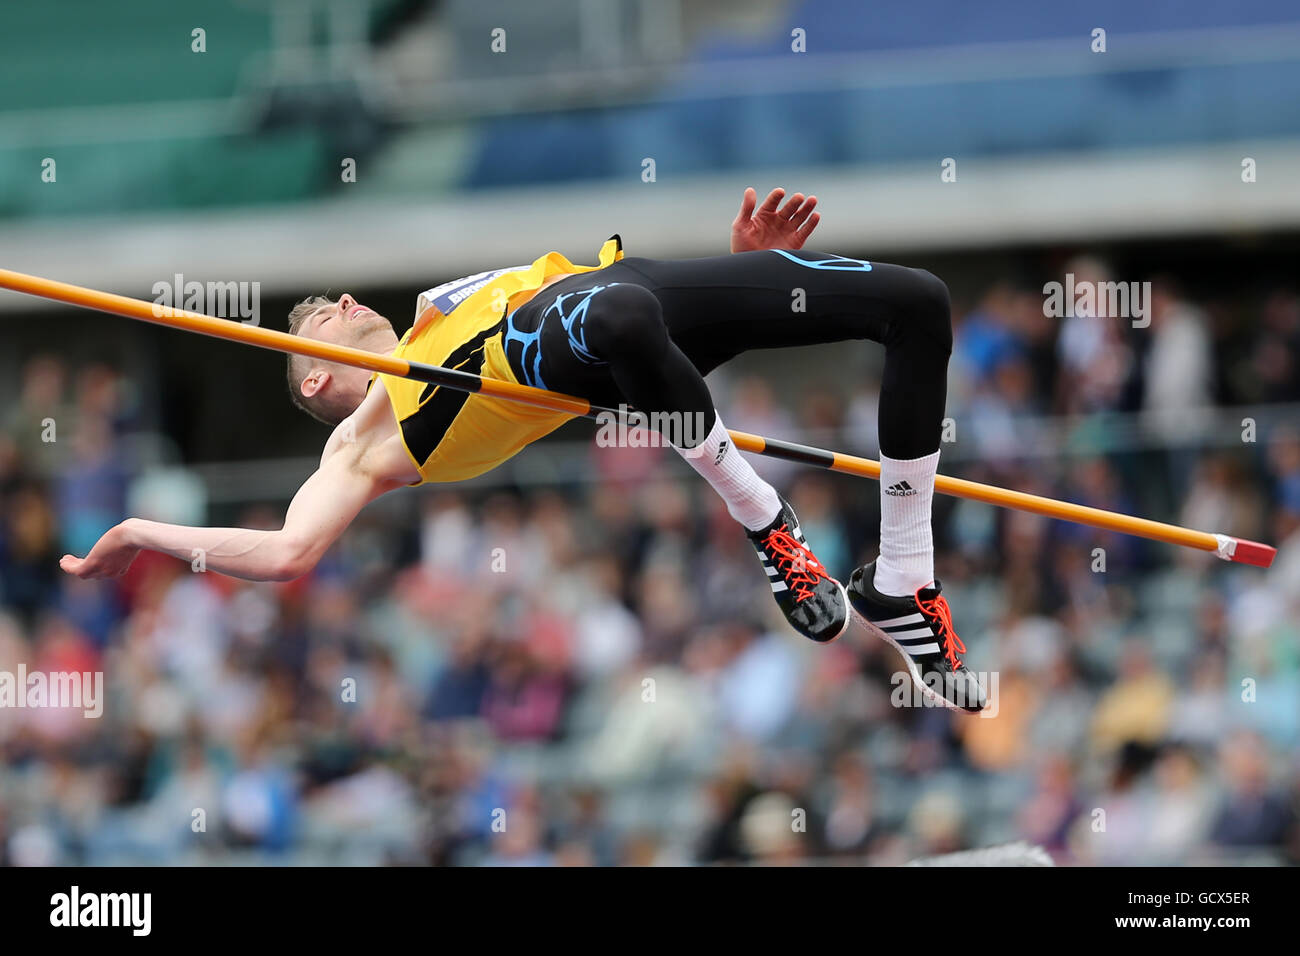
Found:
1,263 -> 1298,866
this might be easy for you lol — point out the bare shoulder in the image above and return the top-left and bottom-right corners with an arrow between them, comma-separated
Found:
320,377 -> 420,487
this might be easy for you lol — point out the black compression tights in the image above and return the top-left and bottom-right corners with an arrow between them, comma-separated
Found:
501,249 -> 952,460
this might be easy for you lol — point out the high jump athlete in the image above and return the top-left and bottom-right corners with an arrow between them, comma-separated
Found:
61,188 -> 987,712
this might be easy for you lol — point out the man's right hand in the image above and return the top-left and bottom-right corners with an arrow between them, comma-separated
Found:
60,520 -> 142,579
730,186 -> 821,253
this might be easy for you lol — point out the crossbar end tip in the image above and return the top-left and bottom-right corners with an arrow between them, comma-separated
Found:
1216,535 -> 1276,568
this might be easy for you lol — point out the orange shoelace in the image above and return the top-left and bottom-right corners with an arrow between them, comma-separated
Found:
761,525 -> 831,602
915,590 -> 967,670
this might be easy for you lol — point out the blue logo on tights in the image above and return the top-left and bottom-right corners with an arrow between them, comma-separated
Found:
547,284 -> 617,366
770,250 -> 872,271
503,283 -> 621,391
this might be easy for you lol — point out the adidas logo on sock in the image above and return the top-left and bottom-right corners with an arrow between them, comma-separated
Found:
714,440 -> 729,465
885,480 -> 917,497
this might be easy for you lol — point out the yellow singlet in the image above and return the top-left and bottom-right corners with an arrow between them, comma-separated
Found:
375,236 -> 623,484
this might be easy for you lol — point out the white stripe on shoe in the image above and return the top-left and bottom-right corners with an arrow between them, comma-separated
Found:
900,642 -> 941,656
886,625 -> 936,640
872,612 -> 926,629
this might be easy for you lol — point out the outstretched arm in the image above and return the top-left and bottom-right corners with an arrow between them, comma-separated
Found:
730,186 -> 820,253
61,444 -> 399,582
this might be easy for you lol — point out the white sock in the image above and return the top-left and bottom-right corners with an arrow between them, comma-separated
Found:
673,413 -> 781,532
874,448 -> 940,596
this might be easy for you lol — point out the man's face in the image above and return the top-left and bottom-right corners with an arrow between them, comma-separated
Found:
299,293 -> 394,348
294,293 -> 399,418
